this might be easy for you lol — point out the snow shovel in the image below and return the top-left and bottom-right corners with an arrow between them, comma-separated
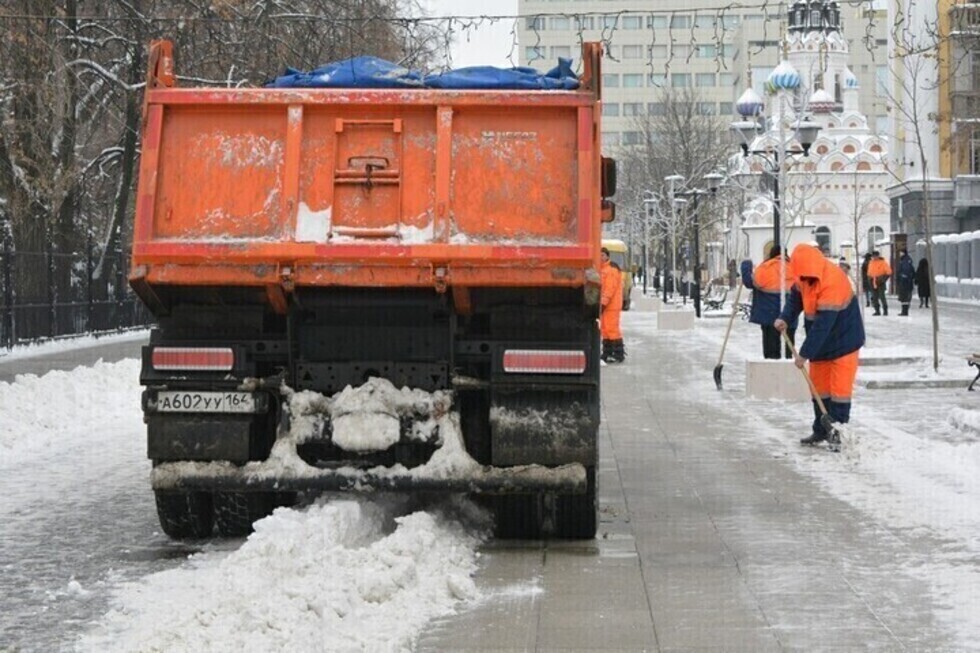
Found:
781,331 -> 843,451
713,283 -> 744,390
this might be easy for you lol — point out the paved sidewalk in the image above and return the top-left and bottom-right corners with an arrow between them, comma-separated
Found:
420,297 -> 957,651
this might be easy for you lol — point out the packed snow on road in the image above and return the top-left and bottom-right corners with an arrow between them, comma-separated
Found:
0,359 -> 496,652
631,301 -> 980,647
2,300 -> 980,650
78,497 -> 487,652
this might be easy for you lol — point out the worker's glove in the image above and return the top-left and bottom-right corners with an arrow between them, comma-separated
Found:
793,352 -> 806,369
773,318 -> 788,334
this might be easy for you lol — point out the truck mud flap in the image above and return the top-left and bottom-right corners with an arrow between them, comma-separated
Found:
150,460 -> 587,495
489,389 -> 598,466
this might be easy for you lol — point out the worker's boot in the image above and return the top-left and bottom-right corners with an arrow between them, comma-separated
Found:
801,401 -> 827,445
900,304 -> 909,316
613,339 -> 626,363
800,432 -> 827,446
601,339 -> 612,363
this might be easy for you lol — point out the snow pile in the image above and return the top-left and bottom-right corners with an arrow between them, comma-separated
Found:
949,408 -> 980,436
285,378 -> 450,452
78,497 -> 488,653
0,358 -> 142,460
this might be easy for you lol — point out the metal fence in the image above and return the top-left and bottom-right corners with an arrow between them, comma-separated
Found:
0,243 -> 154,349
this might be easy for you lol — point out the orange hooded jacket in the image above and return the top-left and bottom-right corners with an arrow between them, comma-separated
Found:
779,244 -> 865,361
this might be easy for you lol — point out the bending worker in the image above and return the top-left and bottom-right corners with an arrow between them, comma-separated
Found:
600,248 -> 625,363
741,245 -> 797,359
775,243 -> 865,446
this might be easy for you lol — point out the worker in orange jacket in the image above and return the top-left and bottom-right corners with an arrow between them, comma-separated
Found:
775,244 -> 866,447
867,250 -> 892,316
600,248 -> 625,363
740,245 -> 798,359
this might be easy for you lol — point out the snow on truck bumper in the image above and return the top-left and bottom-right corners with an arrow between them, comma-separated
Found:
150,460 -> 587,494
149,377 -> 591,495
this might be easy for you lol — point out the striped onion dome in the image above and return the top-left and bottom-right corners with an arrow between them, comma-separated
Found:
842,66 -> 859,88
809,88 -> 835,114
767,60 -> 801,92
735,88 -> 765,117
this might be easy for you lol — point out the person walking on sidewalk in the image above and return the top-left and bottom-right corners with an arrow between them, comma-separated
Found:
916,258 -> 931,308
896,249 -> 915,316
775,243 -> 866,446
860,252 -> 872,307
740,246 -> 798,359
600,248 -> 625,363
868,251 -> 891,316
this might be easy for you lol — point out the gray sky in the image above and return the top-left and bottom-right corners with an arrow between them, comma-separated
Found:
424,0 -> 520,68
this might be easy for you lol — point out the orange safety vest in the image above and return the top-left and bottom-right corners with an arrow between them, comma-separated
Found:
867,258 -> 891,288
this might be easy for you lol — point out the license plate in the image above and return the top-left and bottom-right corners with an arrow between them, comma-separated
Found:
155,391 -> 256,414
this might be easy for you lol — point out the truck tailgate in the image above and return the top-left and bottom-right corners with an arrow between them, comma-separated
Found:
133,89 -> 601,289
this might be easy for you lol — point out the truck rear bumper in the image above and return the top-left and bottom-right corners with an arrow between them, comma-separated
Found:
151,460 -> 587,494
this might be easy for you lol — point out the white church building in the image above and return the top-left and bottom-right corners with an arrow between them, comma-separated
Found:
730,1 -> 890,266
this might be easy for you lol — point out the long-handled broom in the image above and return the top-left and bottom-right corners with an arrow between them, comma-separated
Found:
781,331 -> 843,452
713,283 -> 743,390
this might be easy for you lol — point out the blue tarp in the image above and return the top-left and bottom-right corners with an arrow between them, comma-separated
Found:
268,57 -> 579,90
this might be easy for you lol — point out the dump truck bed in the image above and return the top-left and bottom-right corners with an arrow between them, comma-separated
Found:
132,54 -> 604,296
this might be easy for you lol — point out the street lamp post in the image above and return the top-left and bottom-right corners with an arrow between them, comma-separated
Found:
664,174 -> 684,304
729,115 -> 820,354
729,118 -> 821,259
675,172 -> 724,318
641,190 -> 662,298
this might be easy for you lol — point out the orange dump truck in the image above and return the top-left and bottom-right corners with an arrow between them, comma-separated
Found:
133,41 -> 616,540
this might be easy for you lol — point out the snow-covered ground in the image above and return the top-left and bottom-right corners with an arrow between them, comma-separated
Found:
0,359 -> 492,652
78,498 -> 487,652
2,297 -> 977,650
632,293 -> 980,648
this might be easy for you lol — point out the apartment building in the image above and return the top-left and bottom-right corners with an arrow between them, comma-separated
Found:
887,0 -> 980,242
517,1 -> 888,149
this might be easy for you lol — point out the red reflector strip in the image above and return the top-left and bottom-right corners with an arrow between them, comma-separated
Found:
502,350 -> 587,374
151,347 -> 234,371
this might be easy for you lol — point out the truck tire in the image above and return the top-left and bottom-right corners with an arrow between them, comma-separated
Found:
213,492 -> 295,537
552,466 -> 597,539
491,494 -> 542,539
155,490 -> 214,539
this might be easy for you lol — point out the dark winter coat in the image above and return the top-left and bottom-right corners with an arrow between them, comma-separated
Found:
860,255 -> 871,292
915,259 -> 931,299
896,254 -> 915,303
741,258 -> 799,329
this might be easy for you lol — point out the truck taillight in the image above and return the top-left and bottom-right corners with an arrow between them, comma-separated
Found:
503,350 -> 587,374
151,347 -> 234,371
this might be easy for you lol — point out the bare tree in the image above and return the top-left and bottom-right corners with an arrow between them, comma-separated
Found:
614,85 -> 732,285
0,0 -> 445,339
882,0 -> 943,371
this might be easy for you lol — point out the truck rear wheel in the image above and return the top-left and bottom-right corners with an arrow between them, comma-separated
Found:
213,492 -> 295,537
155,490 -> 214,539
490,494 -> 542,539
552,466 -> 597,539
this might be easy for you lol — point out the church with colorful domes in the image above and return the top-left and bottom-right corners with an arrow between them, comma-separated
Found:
730,1 -> 891,266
